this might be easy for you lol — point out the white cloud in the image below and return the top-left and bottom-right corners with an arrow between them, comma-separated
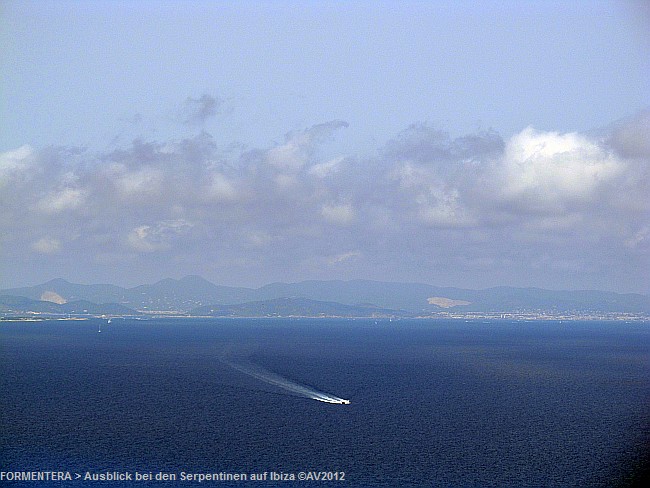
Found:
496,127 -> 623,211
204,172 -> 238,202
107,164 -> 164,197
32,237 -> 62,254
321,203 -> 355,225
1,114 -> 648,292
327,250 -> 361,264
128,226 -> 157,252
127,219 -> 194,252
625,226 -> 650,250
416,188 -> 475,227
36,187 -> 86,214
308,156 -> 345,178
273,173 -> 298,190
0,145 -> 34,185
267,120 -> 348,172
267,139 -> 308,171
391,162 -> 475,227
242,230 -> 273,248
522,213 -> 583,231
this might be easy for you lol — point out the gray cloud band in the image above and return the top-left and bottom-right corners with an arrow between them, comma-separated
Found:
1,110 -> 648,290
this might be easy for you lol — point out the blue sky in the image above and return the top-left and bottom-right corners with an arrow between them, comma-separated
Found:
1,0 -> 649,292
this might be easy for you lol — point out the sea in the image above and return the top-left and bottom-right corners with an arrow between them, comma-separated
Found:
0,318 -> 648,487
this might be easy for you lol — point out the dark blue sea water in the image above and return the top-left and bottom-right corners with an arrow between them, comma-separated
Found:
1,318 -> 648,487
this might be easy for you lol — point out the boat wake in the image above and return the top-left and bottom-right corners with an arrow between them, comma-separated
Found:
223,359 -> 350,404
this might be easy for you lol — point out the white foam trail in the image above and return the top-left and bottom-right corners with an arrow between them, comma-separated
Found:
224,359 -> 349,404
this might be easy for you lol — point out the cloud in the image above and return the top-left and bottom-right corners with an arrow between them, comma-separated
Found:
625,226 -> 650,250
181,94 -> 221,125
321,202 -> 355,225
204,172 -> 238,202
242,230 -> 273,248
32,237 -> 62,254
494,126 -> 624,213
385,123 -> 504,165
118,166 -> 161,192
267,120 -> 348,172
327,250 -> 361,265
127,219 -> 195,252
36,187 -> 87,214
0,145 -> 34,187
608,109 -> 650,159
267,141 -> 306,172
389,162 -> 476,227
1,111 -> 648,292
381,120 -> 647,232
308,156 -> 346,178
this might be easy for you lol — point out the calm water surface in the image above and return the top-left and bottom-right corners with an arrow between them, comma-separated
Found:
1,319 -> 648,486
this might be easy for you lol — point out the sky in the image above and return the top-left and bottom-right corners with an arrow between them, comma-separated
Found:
1,0 -> 649,293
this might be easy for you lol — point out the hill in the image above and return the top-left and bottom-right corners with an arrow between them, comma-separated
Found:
2,277 -> 649,316
0,295 -> 140,317
191,297 -> 406,318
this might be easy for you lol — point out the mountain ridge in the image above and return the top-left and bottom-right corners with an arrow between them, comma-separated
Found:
1,277 -> 649,316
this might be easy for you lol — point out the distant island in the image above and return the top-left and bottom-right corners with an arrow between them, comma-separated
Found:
1,276 -> 649,321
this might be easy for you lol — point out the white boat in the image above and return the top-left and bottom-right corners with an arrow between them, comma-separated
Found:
319,398 -> 350,405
